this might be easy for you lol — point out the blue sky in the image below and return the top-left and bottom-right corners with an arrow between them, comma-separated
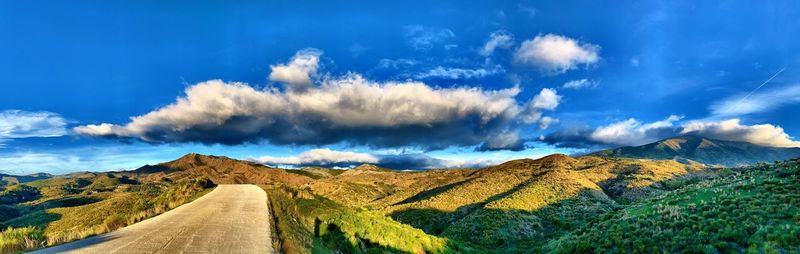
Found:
2,1 -> 800,174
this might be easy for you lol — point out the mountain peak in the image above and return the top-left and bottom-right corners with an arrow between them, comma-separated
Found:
594,135 -> 800,167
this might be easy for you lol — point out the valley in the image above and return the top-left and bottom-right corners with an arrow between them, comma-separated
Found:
0,137 -> 798,253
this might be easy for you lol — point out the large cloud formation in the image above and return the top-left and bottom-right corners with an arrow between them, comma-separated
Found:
514,34 -> 600,75
252,148 -> 497,169
75,50 -> 561,151
541,116 -> 800,148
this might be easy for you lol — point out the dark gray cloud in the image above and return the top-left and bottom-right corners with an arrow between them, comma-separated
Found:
252,149 -> 496,169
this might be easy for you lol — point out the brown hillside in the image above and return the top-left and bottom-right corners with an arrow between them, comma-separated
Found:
128,153 -> 312,185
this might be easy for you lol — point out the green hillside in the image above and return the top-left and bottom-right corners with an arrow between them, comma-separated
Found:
545,159 -> 800,253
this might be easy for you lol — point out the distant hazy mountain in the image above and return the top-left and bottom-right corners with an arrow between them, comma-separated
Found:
592,135 -> 800,167
0,172 -> 53,187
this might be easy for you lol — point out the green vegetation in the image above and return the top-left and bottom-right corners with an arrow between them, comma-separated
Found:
0,226 -> 45,253
0,185 -> 41,205
265,185 -> 480,253
268,154 -> 799,253
544,160 -> 800,253
0,175 -> 216,253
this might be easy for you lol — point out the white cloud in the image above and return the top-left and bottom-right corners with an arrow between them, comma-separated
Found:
544,115 -> 800,148
530,88 -> 561,110
513,34 -> 600,75
561,79 -> 597,89
539,116 -> 559,129
403,25 -> 456,51
481,30 -> 514,56
268,48 -> 322,90
74,50 -> 533,151
414,65 -> 504,79
589,115 -> 681,146
254,148 -> 379,166
0,110 -> 67,145
630,58 -> 640,67
521,88 -> 561,126
710,84 -> 800,117
681,119 -> 800,147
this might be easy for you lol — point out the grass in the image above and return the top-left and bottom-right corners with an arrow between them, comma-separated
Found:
265,185 -> 481,253
0,226 -> 45,253
0,176 -> 216,253
543,160 -> 800,253
261,154 -> 800,253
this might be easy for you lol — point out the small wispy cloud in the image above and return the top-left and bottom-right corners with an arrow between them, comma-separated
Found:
403,25 -> 456,51
710,70 -> 797,118
710,84 -> 800,117
414,65 -> 504,80
480,30 -> 514,57
561,79 -> 598,89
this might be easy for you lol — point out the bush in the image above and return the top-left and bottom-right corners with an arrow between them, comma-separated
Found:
0,185 -> 41,205
0,205 -> 20,222
103,214 -> 128,231
0,226 -> 46,253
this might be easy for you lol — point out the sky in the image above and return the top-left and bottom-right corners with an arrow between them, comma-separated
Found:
2,1 -> 800,174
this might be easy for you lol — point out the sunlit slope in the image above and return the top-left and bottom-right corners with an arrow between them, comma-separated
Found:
0,173 -> 215,253
130,153 -> 313,185
378,154 -> 708,252
545,159 -> 800,253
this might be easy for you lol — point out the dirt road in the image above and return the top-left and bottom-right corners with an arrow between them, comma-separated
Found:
31,184 -> 275,254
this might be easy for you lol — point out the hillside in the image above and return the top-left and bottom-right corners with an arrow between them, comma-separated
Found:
0,173 -> 53,189
377,154 -> 711,252
593,135 -> 800,167
0,172 -> 215,252
2,152 -> 797,253
544,159 -> 800,253
129,153 -> 312,185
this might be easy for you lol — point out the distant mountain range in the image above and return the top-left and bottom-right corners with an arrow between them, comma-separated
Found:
0,172 -> 52,188
592,135 -> 800,167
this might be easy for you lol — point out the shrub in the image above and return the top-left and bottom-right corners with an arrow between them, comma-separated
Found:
103,214 -> 128,232
0,185 -> 41,205
0,226 -> 46,253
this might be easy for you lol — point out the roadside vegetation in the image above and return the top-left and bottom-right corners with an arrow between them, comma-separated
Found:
0,174 -> 215,253
264,185 -> 481,253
